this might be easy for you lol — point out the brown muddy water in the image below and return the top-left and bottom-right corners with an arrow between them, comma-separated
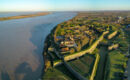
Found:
0,12 -> 77,80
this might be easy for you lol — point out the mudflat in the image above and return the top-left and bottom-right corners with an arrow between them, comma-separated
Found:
0,12 -> 50,21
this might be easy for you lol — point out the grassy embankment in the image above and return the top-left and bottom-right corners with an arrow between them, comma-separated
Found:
95,47 -> 108,80
67,54 -> 95,80
124,26 -> 130,80
105,50 -> 128,80
0,12 -> 50,21
43,64 -> 77,80
94,28 -> 128,80
103,28 -> 129,80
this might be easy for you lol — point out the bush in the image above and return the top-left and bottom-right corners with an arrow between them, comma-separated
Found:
70,48 -> 75,54
76,42 -> 81,52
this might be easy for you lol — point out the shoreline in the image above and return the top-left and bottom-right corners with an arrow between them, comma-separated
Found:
41,18 -> 75,79
0,12 -> 51,21
41,25 -> 62,79
41,13 -> 78,75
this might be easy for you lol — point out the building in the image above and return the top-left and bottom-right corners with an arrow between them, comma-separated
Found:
56,36 -> 64,41
61,40 -> 77,47
61,47 -> 69,52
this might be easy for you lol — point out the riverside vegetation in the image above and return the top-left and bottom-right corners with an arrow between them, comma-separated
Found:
42,11 -> 130,80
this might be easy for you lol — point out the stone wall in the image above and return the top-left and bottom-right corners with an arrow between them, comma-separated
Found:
64,31 -> 109,61
108,31 -> 118,39
108,44 -> 119,50
90,54 -> 100,80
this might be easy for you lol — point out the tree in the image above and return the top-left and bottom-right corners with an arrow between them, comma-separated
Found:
76,42 -> 81,52
81,36 -> 89,47
70,48 -> 75,54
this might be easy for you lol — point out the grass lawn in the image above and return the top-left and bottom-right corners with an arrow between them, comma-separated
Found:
95,46 -> 108,80
67,54 -> 95,79
43,64 -> 76,80
104,50 -> 128,80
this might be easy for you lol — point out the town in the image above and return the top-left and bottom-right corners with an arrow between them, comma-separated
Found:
43,11 -> 130,80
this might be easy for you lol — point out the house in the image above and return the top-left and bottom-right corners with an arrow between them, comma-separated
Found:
75,26 -> 80,28
73,36 -> 81,40
61,47 -> 69,52
73,35 -> 81,40
84,30 -> 89,34
69,36 -> 74,41
48,46 -> 54,52
56,36 -> 64,41
74,30 -> 80,34
60,40 -> 77,47
59,43 -> 65,47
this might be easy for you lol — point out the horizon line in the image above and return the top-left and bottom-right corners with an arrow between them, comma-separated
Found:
0,10 -> 130,12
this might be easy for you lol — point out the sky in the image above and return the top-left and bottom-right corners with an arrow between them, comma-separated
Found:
0,0 -> 130,12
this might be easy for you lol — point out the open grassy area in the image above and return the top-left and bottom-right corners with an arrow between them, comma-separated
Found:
43,64 -> 76,80
95,46 -> 108,80
102,26 -> 129,80
67,54 -> 95,79
124,27 -> 130,43
104,50 -> 128,80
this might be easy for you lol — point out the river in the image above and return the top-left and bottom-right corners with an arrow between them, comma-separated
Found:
0,12 -> 77,80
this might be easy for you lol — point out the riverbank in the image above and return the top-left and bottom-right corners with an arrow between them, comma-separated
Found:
0,12 -> 50,21
42,22 -> 77,80
42,13 -> 78,80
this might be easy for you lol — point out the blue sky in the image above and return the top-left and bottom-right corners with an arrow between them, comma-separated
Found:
0,0 -> 130,11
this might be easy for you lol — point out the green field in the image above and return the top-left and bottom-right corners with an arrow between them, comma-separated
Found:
43,64 -> 76,80
95,46 -> 108,80
104,50 -> 128,80
67,54 -> 95,79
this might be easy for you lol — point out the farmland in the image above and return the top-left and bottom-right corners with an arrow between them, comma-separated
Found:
43,64 -> 76,80
67,54 -> 95,79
